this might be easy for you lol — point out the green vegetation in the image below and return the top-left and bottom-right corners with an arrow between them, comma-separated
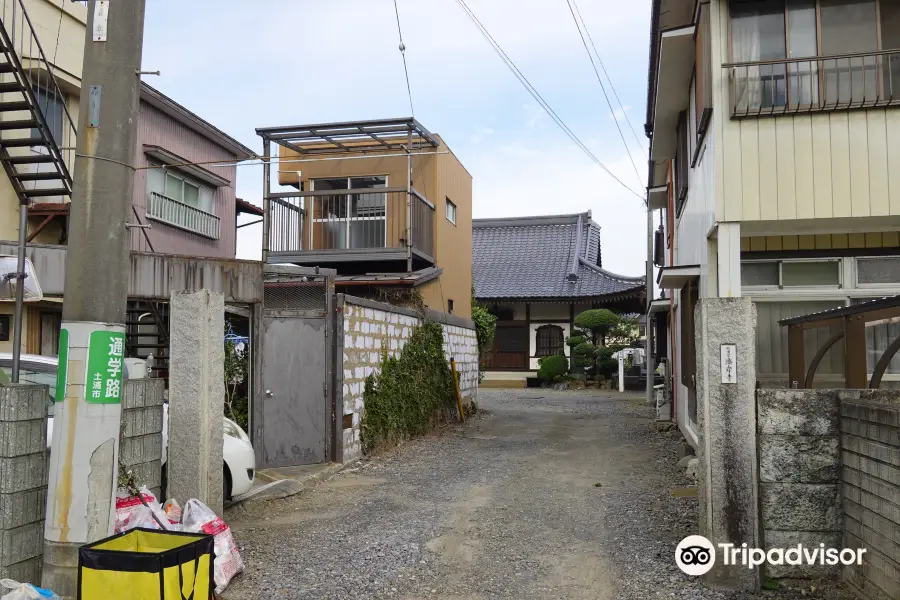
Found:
566,309 -> 639,381
224,322 -> 249,430
537,355 -> 569,383
361,321 -> 456,454
471,283 -> 497,383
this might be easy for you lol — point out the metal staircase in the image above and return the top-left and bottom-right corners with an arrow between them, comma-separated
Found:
0,0 -> 76,204
126,300 -> 171,383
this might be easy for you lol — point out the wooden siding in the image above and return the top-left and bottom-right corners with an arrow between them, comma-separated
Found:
132,102 -> 238,258
722,111 -> 900,222
713,0 -> 900,224
741,233 -> 900,252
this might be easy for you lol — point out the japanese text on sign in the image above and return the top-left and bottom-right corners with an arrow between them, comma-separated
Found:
85,331 -> 126,404
720,344 -> 737,384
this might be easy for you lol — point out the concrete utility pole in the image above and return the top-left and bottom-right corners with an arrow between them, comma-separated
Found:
645,204 -> 654,407
42,1 -> 146,596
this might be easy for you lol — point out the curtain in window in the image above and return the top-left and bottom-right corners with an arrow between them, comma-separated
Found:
731,0 -> 786,112
535,325 -> 565,358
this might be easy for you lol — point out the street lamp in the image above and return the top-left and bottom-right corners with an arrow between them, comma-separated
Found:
0,254 -> 44,382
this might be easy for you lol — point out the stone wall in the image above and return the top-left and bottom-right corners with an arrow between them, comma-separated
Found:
840,390 -> 900,600
0,385 -> 48,584
336,295 -> 479,462
120,379 -> 165,498
757,389 -> 842,580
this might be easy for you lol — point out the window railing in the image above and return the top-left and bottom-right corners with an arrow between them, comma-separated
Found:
723,49 -> 900,117
146,191 -> 220,240
266,187 -> 435,258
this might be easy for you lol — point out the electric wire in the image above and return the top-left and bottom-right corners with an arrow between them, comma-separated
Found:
393,0 -> 415,119
569,0 -> 646,156
565,0 -> 644,190
452,0 -> 644,202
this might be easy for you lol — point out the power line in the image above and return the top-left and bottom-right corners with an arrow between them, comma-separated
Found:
565,0 -> 643,190
393,0 -> 415,118
451,0 -> 644,202
569,0 -> 646,157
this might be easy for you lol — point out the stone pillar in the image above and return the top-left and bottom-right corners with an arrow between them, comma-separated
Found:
0,385 -> 48,584
168,290 -> 225,513
695,297 -> 760,590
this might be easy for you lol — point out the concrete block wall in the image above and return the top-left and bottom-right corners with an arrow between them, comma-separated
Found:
840,390 -> 900,600
757,389 -> 842,580
0,385 -> 48,584
121,379 -> 165,498
336,295 -> 479,462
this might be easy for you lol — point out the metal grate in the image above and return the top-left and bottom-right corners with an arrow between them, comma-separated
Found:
263,276 -> 327,312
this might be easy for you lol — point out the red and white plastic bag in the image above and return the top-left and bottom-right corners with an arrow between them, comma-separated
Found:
114,487 -> 180,532
182,499 -> 243,593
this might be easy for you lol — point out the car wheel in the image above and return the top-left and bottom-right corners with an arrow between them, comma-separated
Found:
223,463 -> 232,502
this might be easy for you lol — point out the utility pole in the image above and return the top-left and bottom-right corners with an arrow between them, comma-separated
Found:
645,203 -> 654,408
42,1 -> 146,596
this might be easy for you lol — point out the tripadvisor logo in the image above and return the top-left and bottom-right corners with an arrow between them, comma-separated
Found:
675,535 -> 867,576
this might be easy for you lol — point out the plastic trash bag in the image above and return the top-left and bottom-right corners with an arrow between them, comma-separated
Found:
163,499 -> 181,524
115,487 -> 178,532
181,499 -> 243,594
0,580 -> 59,600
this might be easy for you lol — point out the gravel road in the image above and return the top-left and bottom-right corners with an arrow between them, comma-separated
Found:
223,389 -> 853,600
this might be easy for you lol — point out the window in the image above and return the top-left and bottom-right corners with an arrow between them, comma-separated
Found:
857,257 -> 900,285
0,315 -> 9,342
730,0 -> 900,113
448,299 -> 454,314
675,111 -> 689,215
695,3 -> 713,137
852,297 -> 900,377
741,259 -> 841,287
446,198 -> 457,225
147,165 -> 214,213
535,325 -> 565,358
31,86 -> 64,145
311,176 -> 387,250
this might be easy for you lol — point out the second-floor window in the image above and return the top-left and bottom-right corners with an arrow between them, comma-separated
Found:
446,198 -> 457,225
147,166 -> 214,214
730,0 -> 900,113
32,86 -> 64,146
311,176 -> 387,250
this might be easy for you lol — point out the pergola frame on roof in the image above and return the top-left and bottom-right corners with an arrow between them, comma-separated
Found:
778,295 -> 900,390
256,117 -> 439,156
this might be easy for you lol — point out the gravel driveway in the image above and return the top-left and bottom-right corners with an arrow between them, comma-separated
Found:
222,389 -> 852,600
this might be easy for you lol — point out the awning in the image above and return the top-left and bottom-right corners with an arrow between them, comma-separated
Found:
648,184 -> 668,210
656,264 -> 700,289
143,145 -> 230,187
649,298 -> 672,313
650,25 -> 695,161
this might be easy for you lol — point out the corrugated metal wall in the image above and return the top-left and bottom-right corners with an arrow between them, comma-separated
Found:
132,102 -> 239,259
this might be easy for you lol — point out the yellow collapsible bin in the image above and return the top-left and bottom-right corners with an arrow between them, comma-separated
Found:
78,528 -> 214,600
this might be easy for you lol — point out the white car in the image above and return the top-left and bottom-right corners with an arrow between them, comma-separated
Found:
0,353 -> 255,499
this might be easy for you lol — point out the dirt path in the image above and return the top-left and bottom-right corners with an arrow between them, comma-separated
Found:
222,389 -> 849,600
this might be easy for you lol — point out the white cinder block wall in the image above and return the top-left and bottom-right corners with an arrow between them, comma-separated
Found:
337,295 -> 479,462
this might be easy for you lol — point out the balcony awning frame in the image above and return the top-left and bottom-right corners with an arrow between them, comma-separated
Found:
256,118 -> 440,156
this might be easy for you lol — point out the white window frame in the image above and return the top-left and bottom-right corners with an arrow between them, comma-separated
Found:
741,258 -> 843,292
745,255 -> 900,385
446,197 -> 457,225
148,163 -> 215,214
310,176 -> 389,249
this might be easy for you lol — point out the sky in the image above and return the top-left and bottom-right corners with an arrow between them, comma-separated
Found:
141,0 -> 652,276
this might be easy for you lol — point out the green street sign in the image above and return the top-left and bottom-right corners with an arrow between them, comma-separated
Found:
55,328 -> 69,402
85,331 -> 126,404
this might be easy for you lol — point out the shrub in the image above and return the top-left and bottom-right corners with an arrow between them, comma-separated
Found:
574,342 -> 595,356
471,304 -> 497,351
537,355 -> 569,382
573,309 -> 619,341
361,321 -> 456,454
566,335 -> 586,347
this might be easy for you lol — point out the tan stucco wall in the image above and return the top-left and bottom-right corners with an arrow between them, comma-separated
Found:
276,136 -> 474,317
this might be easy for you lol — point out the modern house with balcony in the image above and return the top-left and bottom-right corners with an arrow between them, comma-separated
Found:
257,118 -> 473,317
0,0 -> 259,364
646,0 -> 900,448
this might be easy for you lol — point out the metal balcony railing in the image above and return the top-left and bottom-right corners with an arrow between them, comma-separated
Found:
266,187 -> 435,259
146,192 -> 221,240
724,49 -> 900,117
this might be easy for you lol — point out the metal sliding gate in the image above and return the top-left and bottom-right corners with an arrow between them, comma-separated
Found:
255,266 -> 335,468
